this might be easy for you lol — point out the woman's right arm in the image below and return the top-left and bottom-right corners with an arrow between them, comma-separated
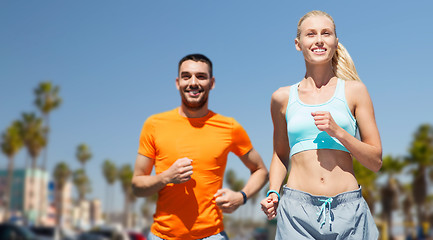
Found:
261,87 -> 291,220
269,87 -> 291,193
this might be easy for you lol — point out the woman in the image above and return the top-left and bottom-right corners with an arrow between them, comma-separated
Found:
260,10 -> 382,239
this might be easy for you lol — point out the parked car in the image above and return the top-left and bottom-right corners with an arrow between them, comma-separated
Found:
76,232 -> 108,240
0,222 -> 40,240
86,225 -> 129,240
30,226 -> 76,240
127,231 -> 146,240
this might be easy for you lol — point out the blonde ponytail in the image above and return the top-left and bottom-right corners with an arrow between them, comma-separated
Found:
332,42 -> 361,82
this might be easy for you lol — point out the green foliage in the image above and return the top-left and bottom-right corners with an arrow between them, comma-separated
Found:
1,121 -> 23,158
73,168 -> 91,199
406,124 -> 433,223
118,164 -> 133,195
225,169 -> 244,191
102,159 -> 117,185
353,158 -> 378,213
34,81 -> 62,115
118,163 -> 136,214
353,158 -> 377,188
225,169 -> 236,187
380,155 -> 405,175
53,162 -> 71,190
406,124 -> 433,166
18,112 -> 47,160
76,143 -> 92,167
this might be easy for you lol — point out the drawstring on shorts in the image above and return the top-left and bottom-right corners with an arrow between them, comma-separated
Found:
317,197 -> 333,228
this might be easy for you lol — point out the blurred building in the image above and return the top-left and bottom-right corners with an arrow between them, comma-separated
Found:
53,181 -> 74,229
0,168 -> 76,228
72,199 -> 103,230
72,200 -> 90,230
0,168 -> 49,225
89,199 -> 103,226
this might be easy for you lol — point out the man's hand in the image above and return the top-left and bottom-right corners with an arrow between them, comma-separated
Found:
164,158 -> 193,184
214,188 -> 244,213
260,193 -> 279,220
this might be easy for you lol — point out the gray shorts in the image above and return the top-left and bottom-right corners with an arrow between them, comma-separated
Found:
148,231 -> 229,240
276,186 -> 378,240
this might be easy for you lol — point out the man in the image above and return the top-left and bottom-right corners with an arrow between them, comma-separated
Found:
132,54 -> 268,240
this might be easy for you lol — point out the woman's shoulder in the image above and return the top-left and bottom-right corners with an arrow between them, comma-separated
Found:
272,86 -> 291,103
344,80 -> 368,93
344,80 -> 371,106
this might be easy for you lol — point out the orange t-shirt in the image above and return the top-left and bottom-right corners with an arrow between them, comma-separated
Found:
138,108 -> 253,239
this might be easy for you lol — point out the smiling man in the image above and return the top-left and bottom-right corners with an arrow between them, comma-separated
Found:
132,54 -> 268,240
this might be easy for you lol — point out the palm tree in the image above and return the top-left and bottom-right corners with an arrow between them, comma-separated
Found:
353,158 -> 378,214
401,183 -> 415,237
102,159 -> 117,223
406,124 -> 433,225
140,200 -> 151,220
127,185 -> 137,227
34,82 -> 62,224
17,112 -> 46,224
34,81 -> 62,169
1,121 -> 24,220
18,113 -> 46,170
72,169 -> 91,229
53,162 -> 71,227
118,164 -> 133,228
224,169 -> 245,226
225,169 -> 236,188
248,192 -> 260,224
379,155 -> 405,240
76,144 -> 92,172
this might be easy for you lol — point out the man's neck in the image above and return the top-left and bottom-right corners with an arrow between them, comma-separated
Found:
178,105 -> 209,118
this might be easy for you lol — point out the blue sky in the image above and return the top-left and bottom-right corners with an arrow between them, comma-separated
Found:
1,1 -> 432,211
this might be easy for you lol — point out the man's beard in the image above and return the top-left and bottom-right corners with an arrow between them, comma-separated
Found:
180,92 -> 209,111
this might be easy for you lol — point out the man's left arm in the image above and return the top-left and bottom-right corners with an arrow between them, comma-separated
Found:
215,148 -> 268,213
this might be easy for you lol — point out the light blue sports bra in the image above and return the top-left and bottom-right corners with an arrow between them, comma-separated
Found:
285,79 -> 357,158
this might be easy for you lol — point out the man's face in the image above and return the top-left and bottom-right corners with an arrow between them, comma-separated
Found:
176,60 -> 214,110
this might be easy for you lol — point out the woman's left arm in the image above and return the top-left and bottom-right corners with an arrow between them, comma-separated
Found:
312,81 -> 382,172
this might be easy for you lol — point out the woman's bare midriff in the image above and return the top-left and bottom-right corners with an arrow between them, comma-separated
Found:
286,149 -> 359,197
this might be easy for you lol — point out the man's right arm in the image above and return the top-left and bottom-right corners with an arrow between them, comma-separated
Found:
132,154 -> 193,197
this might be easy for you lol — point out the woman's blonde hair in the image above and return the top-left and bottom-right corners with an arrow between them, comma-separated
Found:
297,10 -> 361,82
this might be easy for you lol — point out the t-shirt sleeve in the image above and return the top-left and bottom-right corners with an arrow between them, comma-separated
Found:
230,119 -> 253,156
138,117 -> 156,159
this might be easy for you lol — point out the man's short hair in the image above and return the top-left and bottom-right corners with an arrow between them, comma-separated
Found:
178,54 -> 213,77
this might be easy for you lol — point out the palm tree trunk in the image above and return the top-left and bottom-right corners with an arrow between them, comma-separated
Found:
41,114 -> 49,171
5,156 -> 15,221
130,200 -> 136,228
37,169 -> 46,225
105,184 -> 109,223
78,196 -> 83,229
413,167 -> 427,225
56,186 -> 63,225
25,154 -> 30,168
29,157 -> 37,225
38,114 -> 49,225
124,195 -> 129,228
111,184 -> 115,224
386,211 -> 393,240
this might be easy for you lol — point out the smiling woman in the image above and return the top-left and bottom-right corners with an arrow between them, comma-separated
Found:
260,10 -> 382,240
295,11 -> 361,82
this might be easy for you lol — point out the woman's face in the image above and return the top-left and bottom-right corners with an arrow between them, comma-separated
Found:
295,15 -> 338,65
